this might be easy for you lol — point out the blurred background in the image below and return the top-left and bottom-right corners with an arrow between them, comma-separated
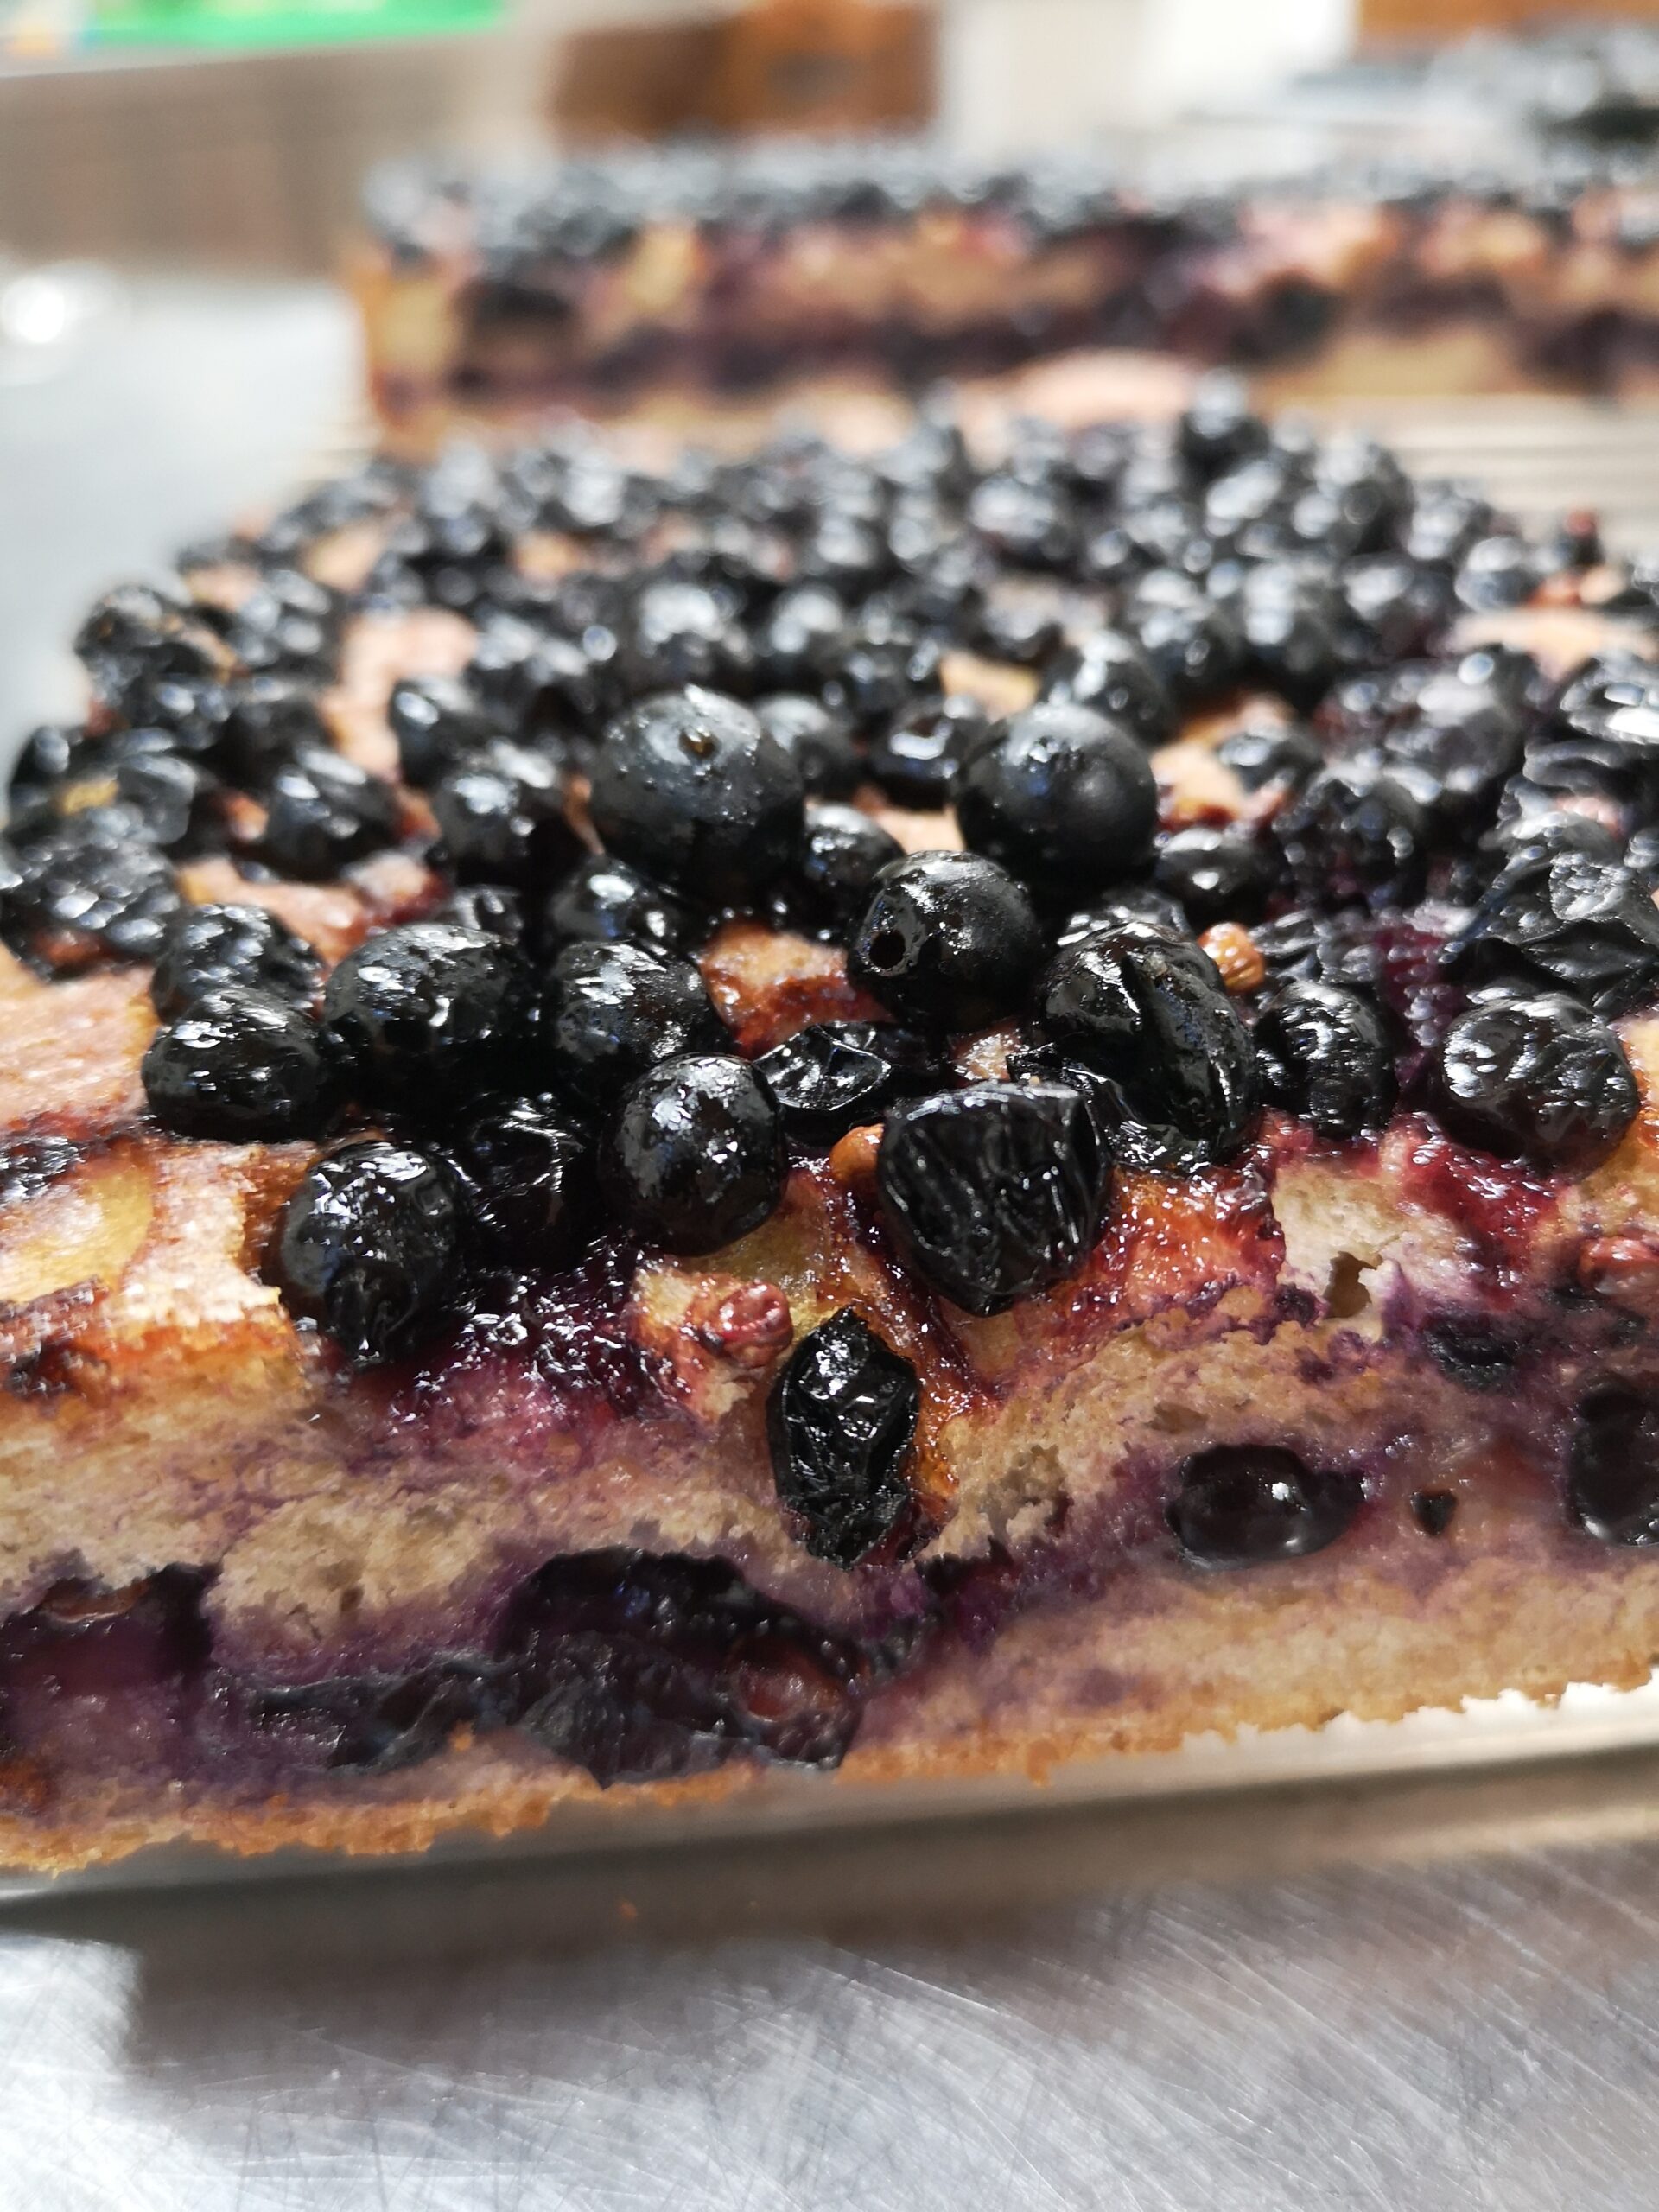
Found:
3,0 -> 1658,724
8,0 -> 1637,276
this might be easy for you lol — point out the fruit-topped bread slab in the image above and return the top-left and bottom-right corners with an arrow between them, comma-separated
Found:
6,393 -> 1659,1872
355,138 -> 1659,448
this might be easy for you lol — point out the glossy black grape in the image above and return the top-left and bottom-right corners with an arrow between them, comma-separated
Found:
1554,649 -> 1656,741
1152,824 -> 1272,927
755,1020 -> 939,1146
1202,454 -> 1300,550
322,921 -> 539,1111
112,753 -> 221,857
8,723 -> 80,804
849,851 -> 1043,1030
542,854 -> 696,955
262,745 -> 400,880
753,694 -> 861,798
1445,854 -> 1659,1018
1128,574 -> 1248,706
1377,696 -> 1527,834
1217,716 -> 1323,792
1401,482 -> 1496,569
1408,656 -> 1530,759
796,805 -> 905,930
1121,496 -> 1207,574
468,614 -> 553,716
1340,554 -> 1450,660
875,1082 -> 1100,1314
143,986 -> 341,1141
542,939 -> 725,1112
528,629 -> 632,744
1567,1389 -> 1659,1545
882,495 -> 961,584
877,414 -> 972,496
1482,810 -> 1621,875
965,472 -> 1080,569
429,885 -> 526,943
752,582 -> 849,689
1078,524 -> 1143,589
1283,454 -> 1394,564
387,673 -> 498,789
73,582 -> 224,715
494,1548 -> 864,1782
1029,922 -> 1259,1166
251,1666 -> 486,1776
124,675 -> 234,758
1274,760 -> 1431,909
1429,992 -> 1638,1174
1039,629 -> 1177,747
1237,561 -> 1346,707
226,567 -> 345,683
1253,982 -> 1397,1141
448,1092 -> 589,1266
149,902 -> 321,1020
623,575 -> 754,694
600,1053 -> 786,1255
1056,887 -> 1192,947
215,677 -> 333,788
825,610 -> 943,728
477,607 -> 608,725
1168,1445 -> 1362,1568
1176,378 -> 1268,477
954,702 -> 1158,899
430,739 -> 580,892
1251,909 -> 1379,999
798,509 -> 889,593
275,1139 -> 463,1366
1510,738 -> 1648,827
589,687 -> 804,901
893,534 -> 988,630
2,819 -> 181,971
866,696 -> 988,809
1454,533 -> 1544,612
767,1309 -> 920,1568
975,598 -> 1064,667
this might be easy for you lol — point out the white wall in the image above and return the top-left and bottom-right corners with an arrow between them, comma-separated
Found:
1138,0 -> 1357,122
363,0 -> 1365,161
940,0 -> 1357,147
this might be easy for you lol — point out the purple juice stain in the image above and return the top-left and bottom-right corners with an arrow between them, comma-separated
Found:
0,1567 -> 212,1780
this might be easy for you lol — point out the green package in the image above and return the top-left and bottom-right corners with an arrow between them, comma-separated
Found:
88,0 -> 498,50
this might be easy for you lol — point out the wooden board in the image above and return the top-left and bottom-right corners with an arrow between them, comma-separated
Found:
549,0 -> 936,145
1362,0 -> 1659,39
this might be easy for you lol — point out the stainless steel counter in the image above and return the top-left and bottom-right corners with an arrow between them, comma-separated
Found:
12,1748 -> 1659,2209
10,280 -> 1659,2211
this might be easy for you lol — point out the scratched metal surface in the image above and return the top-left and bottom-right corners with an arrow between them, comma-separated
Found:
11,281 -> 1659,2209
11,1752 -> 1659,2209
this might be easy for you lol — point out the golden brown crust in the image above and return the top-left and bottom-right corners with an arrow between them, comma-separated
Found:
361,343 -> 1198,461
0,956 -> 154,1141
